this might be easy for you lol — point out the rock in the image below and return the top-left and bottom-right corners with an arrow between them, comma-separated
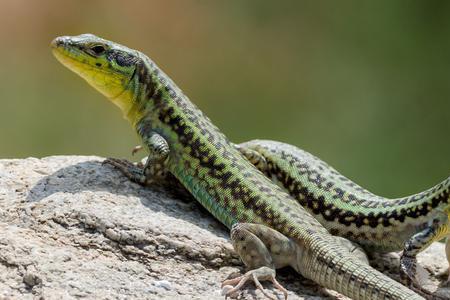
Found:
153,280 -> 172,290
22,267 -> 42,287
0,156 -> 448,299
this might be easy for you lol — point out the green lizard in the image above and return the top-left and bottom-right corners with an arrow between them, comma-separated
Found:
237,139 -> 450,294
52,33 -> 426,300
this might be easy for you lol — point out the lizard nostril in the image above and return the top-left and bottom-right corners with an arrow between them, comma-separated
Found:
50,36 -> 68,48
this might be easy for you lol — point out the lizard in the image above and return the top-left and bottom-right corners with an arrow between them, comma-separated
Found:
236,139 -> 450,295
51,33 -> 426,300
131,138 -> 450,298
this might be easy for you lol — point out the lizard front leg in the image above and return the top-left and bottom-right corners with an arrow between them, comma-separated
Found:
104,133 -> 182,189
104,133 -> 192,199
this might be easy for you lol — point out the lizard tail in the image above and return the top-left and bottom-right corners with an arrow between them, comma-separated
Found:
298,232 -> 426,300
390,176 -> 450,216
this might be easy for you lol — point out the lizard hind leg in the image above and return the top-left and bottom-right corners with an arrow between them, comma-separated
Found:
222,223 -> 297,300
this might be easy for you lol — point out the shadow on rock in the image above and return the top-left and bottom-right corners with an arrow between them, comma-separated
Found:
25,158 -> 226,237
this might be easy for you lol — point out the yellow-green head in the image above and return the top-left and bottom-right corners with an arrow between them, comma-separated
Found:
51,34 -> 139,114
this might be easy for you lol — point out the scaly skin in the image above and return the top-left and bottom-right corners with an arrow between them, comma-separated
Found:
238,139 -> 450,294
52,34 -> 425,300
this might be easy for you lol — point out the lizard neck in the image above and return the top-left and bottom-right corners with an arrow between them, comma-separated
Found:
123,56 -> 154,127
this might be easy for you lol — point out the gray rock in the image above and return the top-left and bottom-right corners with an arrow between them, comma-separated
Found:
0,156 -> 448,299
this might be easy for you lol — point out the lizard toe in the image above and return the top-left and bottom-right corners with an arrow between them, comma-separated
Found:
221,266 -> 287,300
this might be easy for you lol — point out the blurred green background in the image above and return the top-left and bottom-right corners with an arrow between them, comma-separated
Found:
0,0 -> 449,197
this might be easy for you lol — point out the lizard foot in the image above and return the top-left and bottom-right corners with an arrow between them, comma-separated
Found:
103,157 -> 189,196
221,266 -> 287,300
102,157 -> 148,185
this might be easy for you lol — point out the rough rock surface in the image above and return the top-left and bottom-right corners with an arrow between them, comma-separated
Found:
0,156 -> 448,300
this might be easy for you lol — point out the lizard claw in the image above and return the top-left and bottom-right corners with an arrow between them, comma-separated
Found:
102,157 -> 148,185
103,157 -> 135,168
221,266 -> 287,300
103,157 -> 139,174
131,145 -> 143,156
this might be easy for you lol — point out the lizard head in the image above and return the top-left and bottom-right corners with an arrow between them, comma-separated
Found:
51,34 -> 139,112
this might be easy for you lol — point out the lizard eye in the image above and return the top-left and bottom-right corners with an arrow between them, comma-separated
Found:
89,45 -> 106,55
